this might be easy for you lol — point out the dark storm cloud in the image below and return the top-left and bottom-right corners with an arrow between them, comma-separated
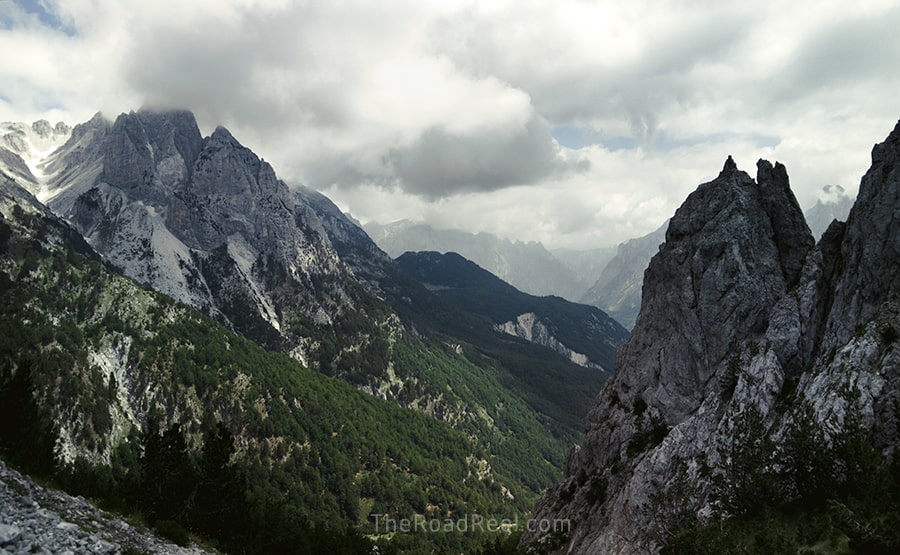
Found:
386,116 -> 587,199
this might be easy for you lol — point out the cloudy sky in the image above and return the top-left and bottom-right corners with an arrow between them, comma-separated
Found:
2,0 -> 899,249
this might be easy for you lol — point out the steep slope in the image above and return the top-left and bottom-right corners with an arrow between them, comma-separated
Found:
364,220 -> 586,301
524,122 -> 900,554
580,221 -> 667,329
293,186 -> 613,455
0,175 -> 528,554
0,460 -> 213,555
550,245 -> 617,292
0,119 -> 71,197
805,184 -> 854,239
395,251 -> 627,373
41,110 -> 359,366
3,109 -> 607,533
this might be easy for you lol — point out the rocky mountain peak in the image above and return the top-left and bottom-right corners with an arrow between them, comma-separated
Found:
209,125 -> 237,144
720,154 -> 737,175
623,157 -> 812,421
100,110 -> 204,201
38,108 -> 368,364
756,159 -> 815,286
30,119 -> 71,139
522,134 -> 899,553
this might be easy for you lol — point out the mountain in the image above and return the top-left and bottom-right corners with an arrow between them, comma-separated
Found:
0,108 -> 617,553
0,119 -> 71,197
580,221 -> 667,329
523,123 -> 900,554
0,173 -> 527,553
290,182 -> 621,436
805,184 -> 854,239
39,110 -> 365,368
550,245 -> 617,290
395,251 -> 627,372
364,220 -> 587,301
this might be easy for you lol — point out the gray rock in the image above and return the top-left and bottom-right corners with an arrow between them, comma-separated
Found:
41,108 -> 364,366
0,459 -> 215,554
523,122 -> 900,554
0,524 -> 21,545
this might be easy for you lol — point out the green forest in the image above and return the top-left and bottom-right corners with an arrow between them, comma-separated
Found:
0,205 -> 555,553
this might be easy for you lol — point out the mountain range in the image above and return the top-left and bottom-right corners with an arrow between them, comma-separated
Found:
364,219 -> 594,301
0,109 -> 629,553
368,184 -> 856,334
2,109 -> 895,554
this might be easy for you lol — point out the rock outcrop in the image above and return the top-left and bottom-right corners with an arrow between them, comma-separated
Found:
524,122 -> 900,553
39,109 -> 383,372
0,459 -> 212,555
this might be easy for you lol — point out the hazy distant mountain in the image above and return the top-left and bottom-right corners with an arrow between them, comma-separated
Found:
580,221 -> 667,329
804,184 -> 854,239
550,245 -> 617,290
364,220 -> 585,300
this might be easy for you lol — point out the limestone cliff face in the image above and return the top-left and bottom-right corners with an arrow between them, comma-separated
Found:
39,109 -> 382,371
524,123 -> 900,554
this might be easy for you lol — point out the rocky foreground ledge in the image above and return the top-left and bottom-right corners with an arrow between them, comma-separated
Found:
0,459 -> 215,555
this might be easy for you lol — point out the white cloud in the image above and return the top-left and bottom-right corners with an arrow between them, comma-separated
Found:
1,0 -> 899,249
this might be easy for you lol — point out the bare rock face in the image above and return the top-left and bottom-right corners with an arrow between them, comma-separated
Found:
40,109 -> 377,369
524,122 -> 900,553
825,121 -> 900,348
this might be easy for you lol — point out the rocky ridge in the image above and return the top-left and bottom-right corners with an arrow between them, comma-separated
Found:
523,121 -> 900,553
0,120 -> 71,197
37,109 -> 382,374
364,220 -> 587,301
0,459 -> 212,555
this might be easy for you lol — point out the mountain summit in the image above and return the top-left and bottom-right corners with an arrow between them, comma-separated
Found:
524,122 -> 900,553
40,109 -> 366,366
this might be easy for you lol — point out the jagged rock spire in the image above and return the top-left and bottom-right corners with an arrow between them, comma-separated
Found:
721,154 -> 738,175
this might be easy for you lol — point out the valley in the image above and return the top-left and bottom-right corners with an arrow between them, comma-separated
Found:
0,112 -> 897,555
